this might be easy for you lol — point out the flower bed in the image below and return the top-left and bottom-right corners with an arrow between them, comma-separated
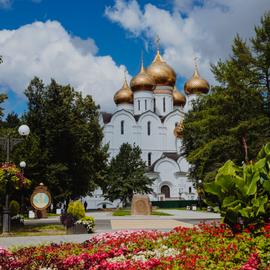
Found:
1,223 -> 270,269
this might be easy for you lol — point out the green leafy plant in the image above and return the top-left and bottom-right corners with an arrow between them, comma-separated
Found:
205,143 -> 270,231
67,200 -> 85,220
9,200 -> 20,217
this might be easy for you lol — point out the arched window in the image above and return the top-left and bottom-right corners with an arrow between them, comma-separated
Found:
154,99 -> 156,112
189,187 -> 192,194
163,97 -> 166,112
138,100 -> 141,111
148,152 -> 152,166
121,120 -> 124,135
145,99 -> 147,110
175,122 -> 178,127
147,121 -> 151,136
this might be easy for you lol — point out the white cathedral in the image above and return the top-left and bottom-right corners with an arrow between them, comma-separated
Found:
85,49 -> 209,209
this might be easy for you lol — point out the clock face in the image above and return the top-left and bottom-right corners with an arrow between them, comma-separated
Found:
32,192 -> 49,209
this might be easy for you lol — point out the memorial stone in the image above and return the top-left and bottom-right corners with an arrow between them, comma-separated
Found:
131,194 -> 152,215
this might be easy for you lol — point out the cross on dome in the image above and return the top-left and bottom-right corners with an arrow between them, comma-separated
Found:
155,35 -> 160,52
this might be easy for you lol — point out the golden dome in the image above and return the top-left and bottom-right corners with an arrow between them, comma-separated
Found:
146,50 -> 176,87
130,63 -> 155,92
184,65 -> 209,95
173,86 -> 186,107
114,79 -> 133,105
174,121 -> 184,138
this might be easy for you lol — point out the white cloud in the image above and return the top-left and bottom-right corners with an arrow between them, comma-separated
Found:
0,21 -> 130,112
105,0 -> 270,85
105,0 -> 143,36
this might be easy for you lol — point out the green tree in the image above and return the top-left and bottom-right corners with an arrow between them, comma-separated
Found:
21,77 -> 108,201
0,94 -> 6,121
103,143 -> 154,206
182,13 -> 270,184
4,112 -> 20,128
251,12 -> 270,112
0,55 -> 6,121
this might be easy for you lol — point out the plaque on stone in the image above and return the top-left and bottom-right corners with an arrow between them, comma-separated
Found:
131,194 -> 152,215
30,183 -> 51,218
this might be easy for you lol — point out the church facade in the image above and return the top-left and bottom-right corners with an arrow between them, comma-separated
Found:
85,49 -> 209,208
99,49 -> 210,203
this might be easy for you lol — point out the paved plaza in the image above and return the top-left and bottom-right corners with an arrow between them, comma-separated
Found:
0,210 -> 220,248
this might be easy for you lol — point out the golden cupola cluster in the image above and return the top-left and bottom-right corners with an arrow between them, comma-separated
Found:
113,79 -> 133,105
173,86 -> 186,107
184,64 -> 209,95
130,62 -> 155,92
113,44 -> 209,105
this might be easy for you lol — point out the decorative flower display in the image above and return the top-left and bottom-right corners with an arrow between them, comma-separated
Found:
1,223 -> 270,269
0,162 -> 31,195
75,216 -> 95,233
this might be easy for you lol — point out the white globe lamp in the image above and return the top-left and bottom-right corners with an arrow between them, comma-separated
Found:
18,125 -> 30,136
19,161 -> 26,168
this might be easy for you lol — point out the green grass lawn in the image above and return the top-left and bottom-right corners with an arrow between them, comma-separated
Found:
0,224 -> 66,237
112,209 -> 173,216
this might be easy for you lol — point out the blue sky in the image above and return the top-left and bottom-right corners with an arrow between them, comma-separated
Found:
0,0 -> 269,116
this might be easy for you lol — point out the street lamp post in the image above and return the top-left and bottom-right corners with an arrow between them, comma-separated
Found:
198,180 -> 202,210
19,161 -> 26,214
0,125 -> 30,234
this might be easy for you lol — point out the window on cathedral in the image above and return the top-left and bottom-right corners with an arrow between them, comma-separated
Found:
148,152 -> 152,166
147,121 -> 151,136
163,97 -> 166,112
189,187 -> 192,193
145,100 -> 147,110
154,99 -> 156,112
121,120 -> 124,135
138,100 -> 141,111
175,122 -> 178,127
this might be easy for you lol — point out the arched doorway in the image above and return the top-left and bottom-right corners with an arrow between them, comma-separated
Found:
161,185 -> 170,198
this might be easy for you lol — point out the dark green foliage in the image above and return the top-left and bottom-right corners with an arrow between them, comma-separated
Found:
9,200 -> 20,216
0,93 -> 7,121
182,12 -> 270,184
205,143 -> 270,230
18,77 -> 108,201
103,143 -> 154,206
5,112 -> 20,129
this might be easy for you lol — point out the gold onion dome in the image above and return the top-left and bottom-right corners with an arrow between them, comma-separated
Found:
174,121 -> 184,138
114,79 -> 133,104
173,86 -> 186,107
130,63 -> 155,92
184,65 -> 209,95
146,50 -> 176,87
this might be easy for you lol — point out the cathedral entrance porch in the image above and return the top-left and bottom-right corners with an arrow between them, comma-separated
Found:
161,185 -> 170,198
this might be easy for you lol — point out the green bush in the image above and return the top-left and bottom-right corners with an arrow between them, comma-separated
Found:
205,143 -> 270,231
67,200 -> 85,220
9,200 -> 20,217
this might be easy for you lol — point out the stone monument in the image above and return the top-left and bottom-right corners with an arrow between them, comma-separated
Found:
30,183 -> 51,218
131,194 -> 152,215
